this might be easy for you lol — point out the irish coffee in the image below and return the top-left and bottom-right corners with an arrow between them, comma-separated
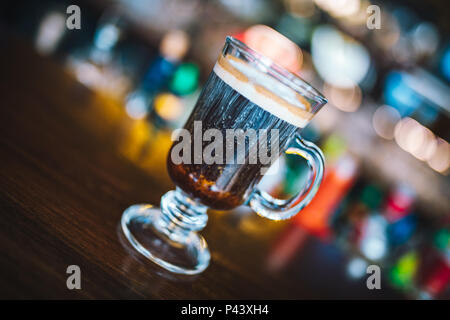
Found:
167,54 -> 314,210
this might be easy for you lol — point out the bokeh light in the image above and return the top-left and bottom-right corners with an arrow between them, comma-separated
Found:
427,138 -> 450,174
283,0 -> 316,18
372,105 -> 401,140
411,22 -> 439,58
311,25 -> 370,88
94,24 -> 121,51
394,117 -> 427,156
323,82 -> 362,112
394,117 -> 449,173
35,11 -> 66,55
347,257 -> 368,279
159,30 -> 190,62
154,93 -> 184,121
360,215 -> 388,261
125,91 -> 148,120
244,24 -> 303,73
314,0 -> 360,18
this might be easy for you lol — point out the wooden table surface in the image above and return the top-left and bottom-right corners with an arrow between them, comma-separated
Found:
0,31 -> 403,299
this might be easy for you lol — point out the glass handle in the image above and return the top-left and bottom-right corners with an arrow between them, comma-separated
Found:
249,133 -> 324,220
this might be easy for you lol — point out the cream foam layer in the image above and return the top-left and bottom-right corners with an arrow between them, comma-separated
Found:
213,56 -> 312,128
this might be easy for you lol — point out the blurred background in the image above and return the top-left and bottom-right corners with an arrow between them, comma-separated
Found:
0,0 -> 449,299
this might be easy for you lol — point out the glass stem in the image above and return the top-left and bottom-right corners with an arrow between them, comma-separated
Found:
156,187 -> 208,243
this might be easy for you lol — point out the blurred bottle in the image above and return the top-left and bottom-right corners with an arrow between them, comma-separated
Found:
359,184 -> 416,262
416,227 -> 450,299
267,152 -> 358,271
125,30 -> 190,120
147,62 -> 200,129
35,10 -> 67,55
293,154 -> 359,239
343,184 -> 384,249
91,7 -> 127,64
65,6 -> 131,98
383,185 -> 417,248
359,213 -> 389,262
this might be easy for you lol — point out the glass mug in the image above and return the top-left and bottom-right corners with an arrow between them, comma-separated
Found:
121,37 -> 327,274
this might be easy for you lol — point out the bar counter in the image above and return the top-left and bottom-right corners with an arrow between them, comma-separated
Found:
0,31 -> 403,299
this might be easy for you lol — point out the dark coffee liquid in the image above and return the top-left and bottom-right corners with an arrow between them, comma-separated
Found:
167,69 -> 303,210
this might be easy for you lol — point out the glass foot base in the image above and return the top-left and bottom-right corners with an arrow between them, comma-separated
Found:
121,204 -> 210,275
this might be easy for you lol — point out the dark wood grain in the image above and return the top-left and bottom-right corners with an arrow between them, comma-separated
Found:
0,30 -> 404,299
